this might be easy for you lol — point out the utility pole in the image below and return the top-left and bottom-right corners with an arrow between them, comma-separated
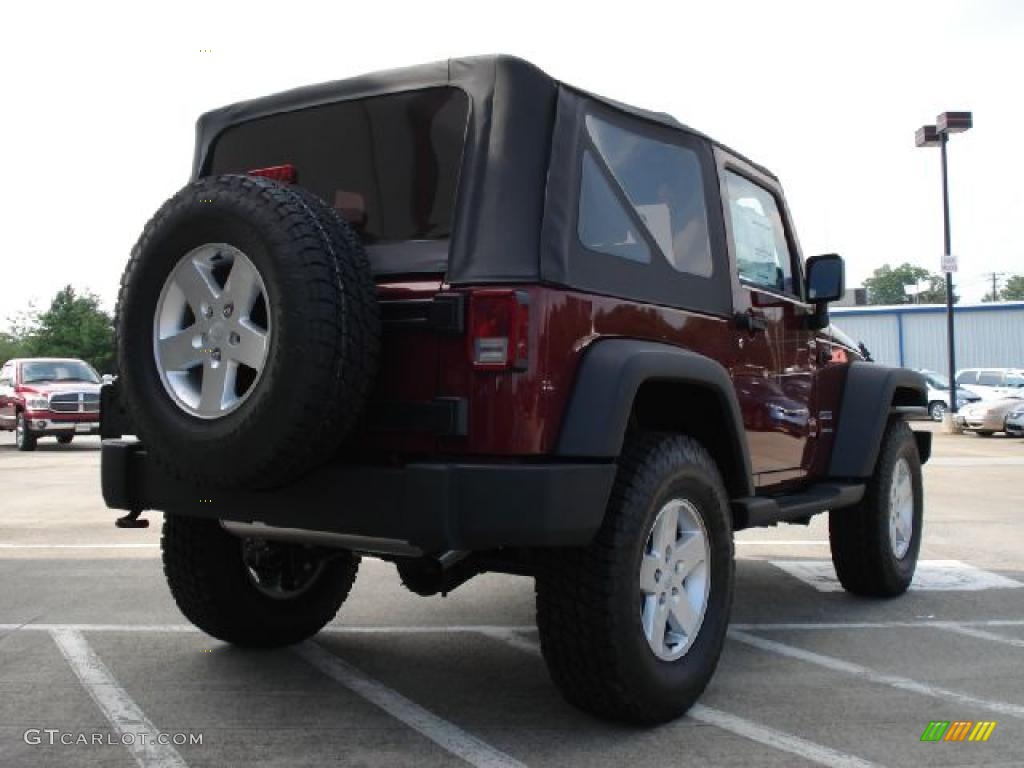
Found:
986,272 -> 1006,302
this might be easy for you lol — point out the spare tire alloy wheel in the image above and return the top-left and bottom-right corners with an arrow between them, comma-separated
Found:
117,174 -> 380,489
640,499 -> 711,661
154,244 -> 270,418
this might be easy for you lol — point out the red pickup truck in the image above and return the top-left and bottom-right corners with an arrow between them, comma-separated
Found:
0,358 -> 102,450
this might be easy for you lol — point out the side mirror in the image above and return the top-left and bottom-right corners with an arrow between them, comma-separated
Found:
805,254 -> 845,303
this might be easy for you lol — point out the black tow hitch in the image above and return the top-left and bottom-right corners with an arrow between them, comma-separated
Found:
115,508 -> 149,529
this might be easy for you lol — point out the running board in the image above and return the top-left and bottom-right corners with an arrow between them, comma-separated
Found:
731,483 -> 865,530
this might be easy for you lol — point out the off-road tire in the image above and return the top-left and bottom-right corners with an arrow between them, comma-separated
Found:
535,433 -> 734,724
116,174 -> 379,489
15,413 -> 36,452
162,514 -> 359,647
829,420 -> 923,597
57,435 -> 74,445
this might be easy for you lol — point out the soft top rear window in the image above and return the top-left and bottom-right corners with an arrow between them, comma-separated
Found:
207,87 -> 469,248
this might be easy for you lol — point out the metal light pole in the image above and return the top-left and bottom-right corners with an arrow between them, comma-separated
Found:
915,112 -> 972,424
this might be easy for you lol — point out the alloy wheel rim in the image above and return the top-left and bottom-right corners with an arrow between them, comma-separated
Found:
15,414 -> 24,446
639,498 -> 711,661
889,457 -> 914,559
152,243 -> 271,419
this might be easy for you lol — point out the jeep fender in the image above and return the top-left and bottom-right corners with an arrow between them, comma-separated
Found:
829,362 -> 930,479
556,339 -> 754,497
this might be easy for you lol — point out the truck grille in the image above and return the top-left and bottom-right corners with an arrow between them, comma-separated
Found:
49,393 -> 100,413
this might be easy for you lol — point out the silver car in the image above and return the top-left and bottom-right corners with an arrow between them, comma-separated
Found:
1006,404 -> 1024,436
918,369 -> 981,421
956,396 -> 1024,436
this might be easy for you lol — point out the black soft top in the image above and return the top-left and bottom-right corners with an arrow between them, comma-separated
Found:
195,54 -> 773,181
195,56 -> 774,314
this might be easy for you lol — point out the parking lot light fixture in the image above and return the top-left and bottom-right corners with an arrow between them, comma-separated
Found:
914,111 -> 972,429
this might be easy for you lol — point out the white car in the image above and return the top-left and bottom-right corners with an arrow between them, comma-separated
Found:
918,370 -> 981,421
956,368 -> 1024,400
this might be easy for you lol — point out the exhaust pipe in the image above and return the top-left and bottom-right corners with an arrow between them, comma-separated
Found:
220,521 -> 422,557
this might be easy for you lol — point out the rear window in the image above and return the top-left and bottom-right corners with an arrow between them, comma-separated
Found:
208,87 -> 469,246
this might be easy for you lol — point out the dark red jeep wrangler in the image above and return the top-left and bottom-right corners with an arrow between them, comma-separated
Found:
102,56 -> 930,724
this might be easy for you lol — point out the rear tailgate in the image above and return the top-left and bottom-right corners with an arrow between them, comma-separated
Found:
367,278 -> 460,453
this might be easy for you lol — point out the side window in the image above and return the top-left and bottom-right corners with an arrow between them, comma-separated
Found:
978,371 -> 1001,386
724,171 -> 795,295
957,370 -> 977,385
0,363 -> 12,386
578,151 -> 651,264
580,115 -> 714,277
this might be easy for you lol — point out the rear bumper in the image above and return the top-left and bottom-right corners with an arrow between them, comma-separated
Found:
101,440 -> 616,553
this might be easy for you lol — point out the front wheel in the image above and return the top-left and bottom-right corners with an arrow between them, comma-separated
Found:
15,413 -> 36,452
57,435 -> 74,445
829,420 -> 923,597
162,514 -> 359,647
535,433 -> 734,724
928,401 -> 946,422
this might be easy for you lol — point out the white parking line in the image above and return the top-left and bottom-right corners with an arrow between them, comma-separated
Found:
0,623 -> 542,634
294,640 -> 525,768
927,457 -> 1024,466
479,629 -> 883,768
50,628 -> 188,768
731,619 -> 1024,631
935,623 -> 1024,649
729,629 -> 1024,719
734,540 -> 829,546
0,543 -> 158,549
770,559 -> 1023,592
3,620 -> 1024,634
688,705 -> 882,768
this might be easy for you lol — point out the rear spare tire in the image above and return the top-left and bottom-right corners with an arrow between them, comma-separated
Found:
116,174 -> 379,489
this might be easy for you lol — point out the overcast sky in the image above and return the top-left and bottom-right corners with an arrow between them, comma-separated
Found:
2,0 -> 1021,321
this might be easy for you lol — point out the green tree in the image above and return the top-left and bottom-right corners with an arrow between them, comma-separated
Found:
863,263 -> 956,305
0,306 -> 39,364
1000,275 -> 1024,301
24,286 -> 114,373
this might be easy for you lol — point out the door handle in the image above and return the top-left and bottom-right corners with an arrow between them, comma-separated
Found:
734,312 -> 767,334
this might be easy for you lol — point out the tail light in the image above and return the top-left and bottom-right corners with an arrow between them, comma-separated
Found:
247,164 -> 297,184
468,290 -> 530,370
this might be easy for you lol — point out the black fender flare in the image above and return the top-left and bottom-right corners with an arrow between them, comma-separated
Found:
829,362 -> 929,478
556,339 -> 754,497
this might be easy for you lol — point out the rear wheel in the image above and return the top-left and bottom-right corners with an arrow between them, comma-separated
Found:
976,430 -> 995,437
829,420 -> 923,597
535,433 -> 733,724
928,401 -> 946,422
15,413 -> 36,452
162,514 -> 359,647
57,435 -> 74,445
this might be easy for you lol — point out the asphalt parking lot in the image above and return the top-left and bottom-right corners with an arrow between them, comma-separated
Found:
1,425 -> 1022,767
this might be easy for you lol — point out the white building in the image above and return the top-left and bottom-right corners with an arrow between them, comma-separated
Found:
830,302 -> 1024,371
